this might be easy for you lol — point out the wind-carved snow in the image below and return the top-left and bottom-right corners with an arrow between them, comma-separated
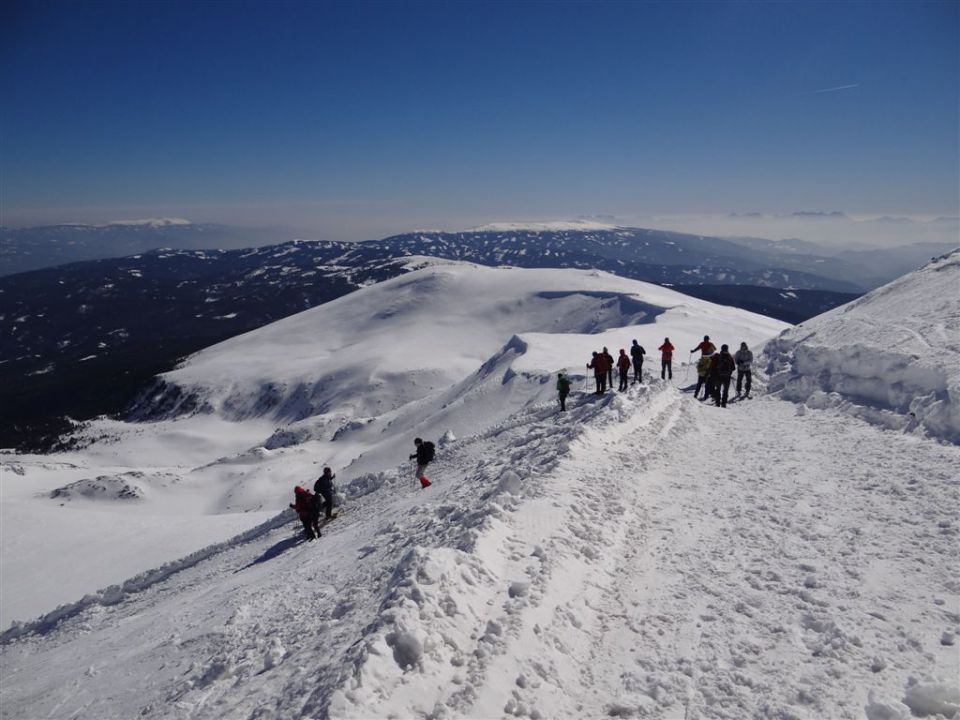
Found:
764,250 -> 960,444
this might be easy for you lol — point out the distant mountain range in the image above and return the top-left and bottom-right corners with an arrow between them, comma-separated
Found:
0,221 -> 284,276
5,224 -> 951,450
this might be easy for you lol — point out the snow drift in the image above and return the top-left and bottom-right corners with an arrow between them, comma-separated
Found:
763,250 -> 960,444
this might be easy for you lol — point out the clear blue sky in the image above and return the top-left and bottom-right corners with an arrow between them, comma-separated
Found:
1,0 -> 957,240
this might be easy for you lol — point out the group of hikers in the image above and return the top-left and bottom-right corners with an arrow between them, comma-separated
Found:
556,334 -> 754,411
290,438 -> 436,540
289,466 -> 338,540
293,339 -> 754,540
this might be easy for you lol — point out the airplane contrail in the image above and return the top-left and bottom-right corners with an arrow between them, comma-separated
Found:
811,83 -> 860,94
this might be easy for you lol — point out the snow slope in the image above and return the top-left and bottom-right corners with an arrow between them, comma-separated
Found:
2,385 -> 957,720
2,258 -> 957,720
1,261 -> 786,627
764,250 -> 960,444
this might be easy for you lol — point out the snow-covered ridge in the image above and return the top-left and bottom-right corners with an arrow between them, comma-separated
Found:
104,218 -> 192,227
139,263 -> 785,427
469,220 -> 619,232
763,250 -> 960,443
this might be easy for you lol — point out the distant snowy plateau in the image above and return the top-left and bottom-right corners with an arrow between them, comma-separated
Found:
2,254 -> 958,720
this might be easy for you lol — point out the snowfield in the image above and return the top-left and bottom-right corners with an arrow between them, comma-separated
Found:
1,257 -> 958,719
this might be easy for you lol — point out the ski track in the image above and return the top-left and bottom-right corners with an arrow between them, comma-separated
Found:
2,384 -> 958,720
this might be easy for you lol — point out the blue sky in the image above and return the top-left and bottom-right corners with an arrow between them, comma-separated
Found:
1,0 -> 957,240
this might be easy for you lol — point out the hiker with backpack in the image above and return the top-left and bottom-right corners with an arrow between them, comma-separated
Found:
617,349 -> 631,391
313,466 -> 336,521
735,342 -> 753,398
587,351 -> 609,395
556,372 -> 572,411
602,347 -> 615,390
710,344 -> 737,408
410,437 -> 435,488
630,340 -> 645,383
658,338 -> 675,379
290,486 -> 321,540
694,353 -> 712,399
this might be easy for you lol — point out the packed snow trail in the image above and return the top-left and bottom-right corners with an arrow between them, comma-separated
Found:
486,392 -> 959,720
2,384 -> 958,719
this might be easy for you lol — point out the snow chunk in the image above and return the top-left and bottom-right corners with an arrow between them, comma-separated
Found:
902,677 -> 960,718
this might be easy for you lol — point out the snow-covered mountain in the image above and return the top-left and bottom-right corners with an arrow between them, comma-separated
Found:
2,258 -> 958,719
375,227 -> 868,292
0,242 -> 412,449
1,231 -> 863,450
764,249 -> 960,443
2,260 -> 787,625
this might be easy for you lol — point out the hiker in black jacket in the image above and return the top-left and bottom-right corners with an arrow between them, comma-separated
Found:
313,467 -> 336,520
710,344 -> 737,408
630,340 -> 645,383
410,437 -> 435,488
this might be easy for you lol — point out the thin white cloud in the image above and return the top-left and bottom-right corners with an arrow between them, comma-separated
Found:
810,83 -> 860,94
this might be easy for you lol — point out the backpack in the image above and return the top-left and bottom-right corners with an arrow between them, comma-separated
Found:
558,377 -> 571,393
717,353 -> 736,376
421,441 -> 436,462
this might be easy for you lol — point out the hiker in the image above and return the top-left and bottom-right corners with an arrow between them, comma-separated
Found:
658,338 -> 675,379
602,346 -> 615,390
735,342 -> 753,398
587,351 -> 609,395
617,349 -> 631,391
694,353 -> 712,399
313,466 -> 336,520
630,340 -> 645,383
710,344 -> 737,408
409,437 -> 435,488
691,335 -> 716,357
556,372 -> 572,411
290,486 -> 321,540
704,350 -> 719,402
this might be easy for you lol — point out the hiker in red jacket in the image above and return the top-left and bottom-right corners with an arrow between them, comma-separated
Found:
587,351 -> 610,395
602,346 -> 615,391
691,335 -> 716,357
617,349 -> 631,391
658,338 -> 675,379
290,486 -> 321,540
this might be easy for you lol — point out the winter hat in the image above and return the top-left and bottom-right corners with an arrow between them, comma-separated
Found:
294,485 -> 306,494
704,335 -> 710,341
721,344 -> 729,351
740,342 -> 748,349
